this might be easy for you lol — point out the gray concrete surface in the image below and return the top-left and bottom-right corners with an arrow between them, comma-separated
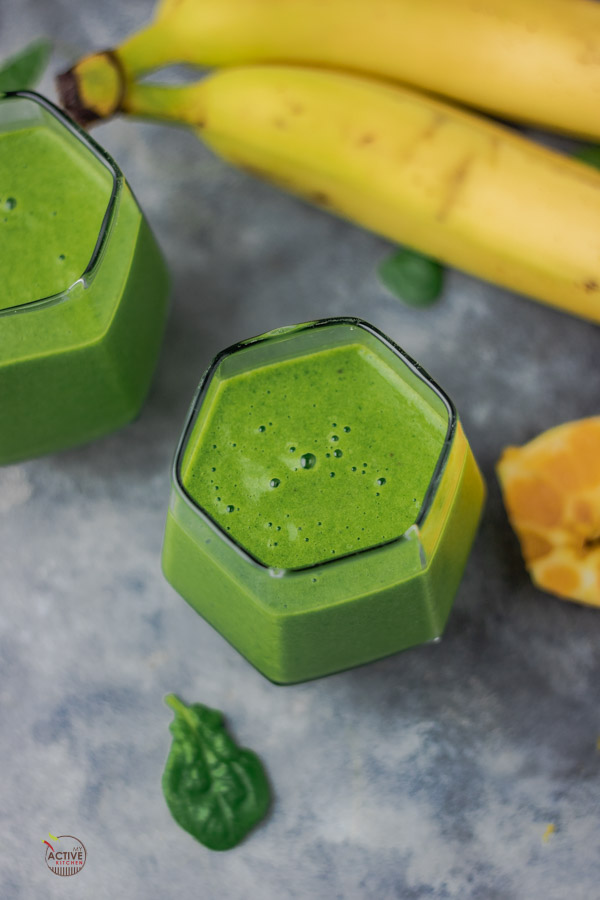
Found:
1,2 -> 599,897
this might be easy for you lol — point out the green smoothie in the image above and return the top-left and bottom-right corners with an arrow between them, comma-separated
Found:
0,93 -> 169,465
163,319 -> 485,683
181,342 -> 447,569
0,123 -> 112,310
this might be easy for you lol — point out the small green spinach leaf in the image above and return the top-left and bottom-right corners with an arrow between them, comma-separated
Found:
378,247 -> 444,307
574,145 -> 600,172
0,39 -> 52,93
162,694 -> 271,851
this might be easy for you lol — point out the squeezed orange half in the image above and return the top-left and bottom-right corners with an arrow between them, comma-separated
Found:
497,417 -> 600,608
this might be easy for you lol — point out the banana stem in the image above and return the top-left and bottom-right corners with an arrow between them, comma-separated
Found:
56,51 -> 126,126
56,30 -> 199,127
116,24 -> 181,79
122,81 -> 206,127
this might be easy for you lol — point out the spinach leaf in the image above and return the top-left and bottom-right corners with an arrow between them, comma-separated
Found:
378,247 -> 444,307
162,694 -> 271,851
574,145 -> 600,172
0,39 -> 52,93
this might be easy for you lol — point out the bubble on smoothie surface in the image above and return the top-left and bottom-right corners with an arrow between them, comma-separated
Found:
334,449 -> 343,458
300,453 -> 316,469
4,198 -> 16,210
269,478 -> 281,488
377,477 -> 386,486
226,505 -> 234,513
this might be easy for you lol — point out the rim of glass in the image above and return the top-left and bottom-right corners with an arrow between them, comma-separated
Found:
0,90 -> 122,318
172,317 -> 458,577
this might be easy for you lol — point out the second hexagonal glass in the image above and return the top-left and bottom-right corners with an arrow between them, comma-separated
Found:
162,317 -> 485,684
0,91 -> 169,464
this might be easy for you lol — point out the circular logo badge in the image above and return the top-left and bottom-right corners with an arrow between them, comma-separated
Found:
44,835 -> 86,876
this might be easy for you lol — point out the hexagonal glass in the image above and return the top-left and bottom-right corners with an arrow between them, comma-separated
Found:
0,91 -> 169,464
162,318 -> 485,684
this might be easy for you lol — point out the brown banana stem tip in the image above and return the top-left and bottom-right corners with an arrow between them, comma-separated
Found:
55,69 -> 97,127
55,50 -> 125,128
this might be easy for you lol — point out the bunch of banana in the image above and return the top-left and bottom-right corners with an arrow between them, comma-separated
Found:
59,0 -> 600,138
57,0 -> 600,324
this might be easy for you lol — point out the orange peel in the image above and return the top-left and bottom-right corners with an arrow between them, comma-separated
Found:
496,417 -> 600,608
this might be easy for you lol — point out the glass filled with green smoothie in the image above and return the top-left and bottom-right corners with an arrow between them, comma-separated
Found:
162,318 -> 485,684
0,91 -> 169,464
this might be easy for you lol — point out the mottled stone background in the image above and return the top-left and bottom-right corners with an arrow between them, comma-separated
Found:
1,2 -> 599,897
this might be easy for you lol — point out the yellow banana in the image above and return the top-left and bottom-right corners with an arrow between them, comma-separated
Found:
116,66 -> 600,323
59,0 -> 600,139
